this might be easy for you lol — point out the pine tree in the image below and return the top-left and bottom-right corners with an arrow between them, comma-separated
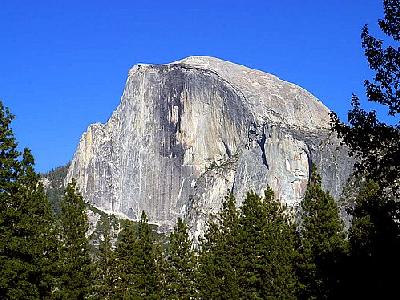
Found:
165,218 -> 196,299
115,211 -> 161,299
330,0 -> 399,192
153,241 -> 168,300
58,180 -> 93,299
17,149 -> 60,299
239,189 -> 298,299
0,101 -> 59,299
130,211 -> 161,299
0,101 -> 19,192
346,180 -> 400,298
0,102 -> 24,298
330,2 -> 400,296
298,165 -> 347,299
115,219 -> 137,298
93,215 -> 118,300
197,193 -> 241,299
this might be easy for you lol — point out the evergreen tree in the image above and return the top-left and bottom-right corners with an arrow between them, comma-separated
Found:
93,215 -> 118,300
165,218 -> 196,299
115,211 -> 161,299
330,0 -> 399,192
330,1 -> 400,296
130,211 -> 161,299
58,180 -> 93,299
115,219 -> 137,298
0,101 -> 19,192
153,241 -> 168,300
239,189 -> 298,299
0,101 -> 24,298
197,193 -> 241,299
18,150 -> 60,299
298,165 -> 348,299
346,180 -> 400,298
0,101 -> 58,299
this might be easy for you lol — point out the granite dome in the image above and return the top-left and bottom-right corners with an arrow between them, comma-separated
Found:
66,56 -> 353,238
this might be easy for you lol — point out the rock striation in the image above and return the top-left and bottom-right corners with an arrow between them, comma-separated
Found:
66,56 -> 354,239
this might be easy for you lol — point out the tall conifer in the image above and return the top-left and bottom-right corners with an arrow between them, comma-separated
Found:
115,218 -> 137,298
346,180 -> 400,298
197,193 -> 241,299
298,165 -> 347,299
93,215 -> 118,299
58,180 -> 93,299
0,101 -> 58,299
130,211 -> 161,299
165,218 -> 196,299
239,189 -> 298,299
115,211 -> 161,299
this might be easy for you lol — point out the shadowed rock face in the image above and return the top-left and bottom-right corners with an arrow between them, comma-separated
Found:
66,56 -> 354,238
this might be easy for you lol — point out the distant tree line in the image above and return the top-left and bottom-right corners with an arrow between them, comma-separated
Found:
42,165 -> 70,215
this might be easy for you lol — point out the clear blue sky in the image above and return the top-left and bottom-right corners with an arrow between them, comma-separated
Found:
0,0 -> 387,172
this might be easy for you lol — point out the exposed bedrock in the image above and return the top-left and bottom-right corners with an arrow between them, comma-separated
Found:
67,56 -> 354,237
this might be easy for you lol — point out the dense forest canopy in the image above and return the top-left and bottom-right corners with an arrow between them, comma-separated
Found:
0,0 -> 399,298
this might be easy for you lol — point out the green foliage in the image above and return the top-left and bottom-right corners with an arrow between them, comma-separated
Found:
86,205 -> 121,258
165,218 -> 196,299
42,164 -> 70,214
0,101 -> 19,192
0,101 -> 59,299
330,0 -> 399,192
92,215 -> 118,300
197,193 -> 241,299
298,165 -> 348,299
198,190 -> 299,299
114,218 -> 137,297
330,1 -> 400,297
345,180 -> 400,298
130,211 -> 162,299
58,180 -> 93,299
115,211 -> 162,299
239,189 -> 298,299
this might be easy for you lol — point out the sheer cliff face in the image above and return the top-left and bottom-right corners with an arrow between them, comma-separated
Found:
67,56 -> 353,237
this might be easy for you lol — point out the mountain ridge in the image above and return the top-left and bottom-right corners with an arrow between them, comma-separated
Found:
66,56 -> 354,238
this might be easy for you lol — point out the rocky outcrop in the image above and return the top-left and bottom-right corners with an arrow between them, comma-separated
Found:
66,56 -> 354,238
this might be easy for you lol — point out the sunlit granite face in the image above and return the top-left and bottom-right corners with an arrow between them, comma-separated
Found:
66,56 -> 354,239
